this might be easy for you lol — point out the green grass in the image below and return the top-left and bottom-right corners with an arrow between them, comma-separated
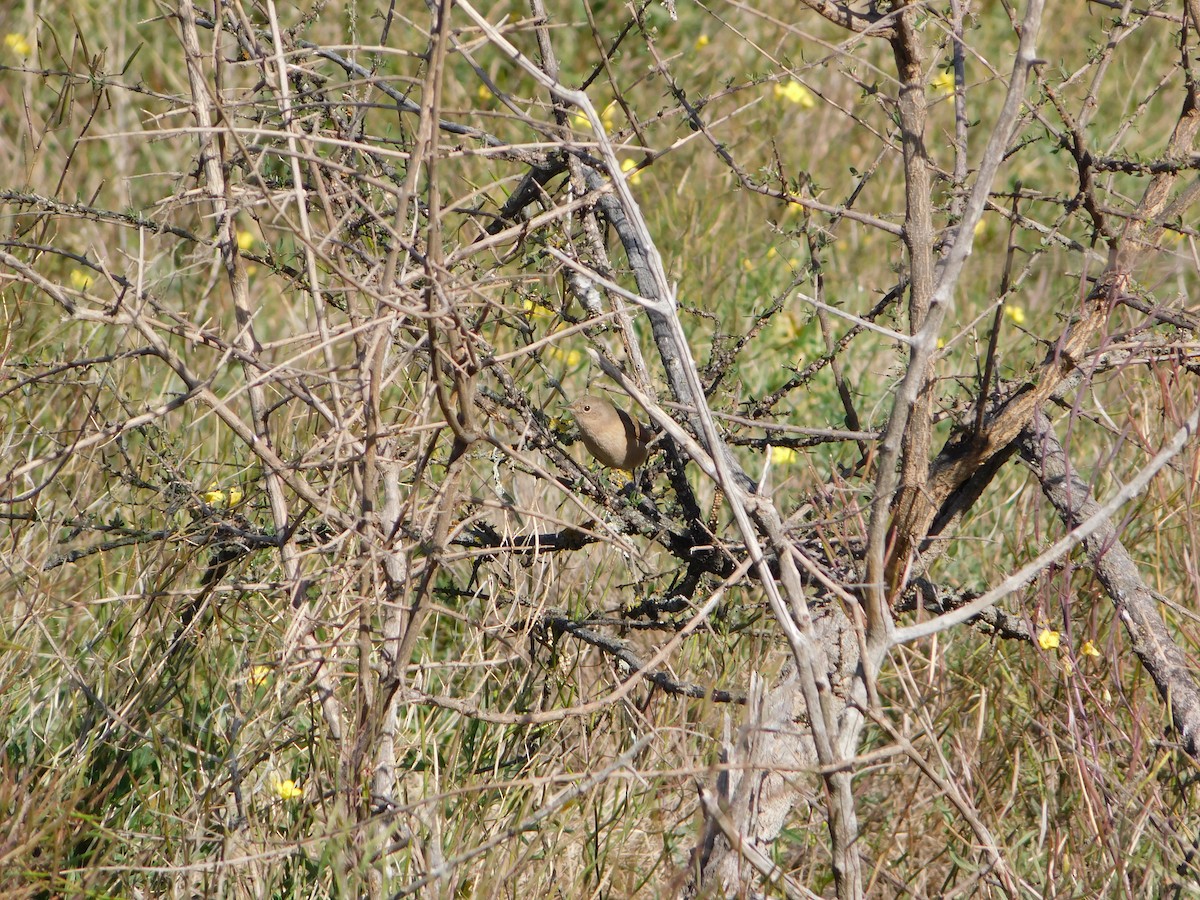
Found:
2,0 -> 1200,897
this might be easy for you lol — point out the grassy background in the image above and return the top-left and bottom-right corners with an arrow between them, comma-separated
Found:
2,0 -> 1200,897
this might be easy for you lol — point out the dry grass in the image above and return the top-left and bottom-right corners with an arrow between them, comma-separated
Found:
2,1 -> 1200,897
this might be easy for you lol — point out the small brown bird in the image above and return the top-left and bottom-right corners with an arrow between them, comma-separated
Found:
569,394 -> 654,471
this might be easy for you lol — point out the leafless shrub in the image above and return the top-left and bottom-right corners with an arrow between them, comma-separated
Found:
2,1 -> 1200,897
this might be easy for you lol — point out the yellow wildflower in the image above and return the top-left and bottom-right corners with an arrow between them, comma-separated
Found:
547,346 -> 583,367
931,71 -> 956,96
4,34 -> 32,57
601,103 -> 617,132
271,777 -> 302,801
695,34 -> 710,49
1037,628 -> 1061,651
476,83 -> 494,102
69,270 -> 95,290
1003,304 -> 1026,325
572,103 -> 616,133
202,484 -> 243,508
1081,640 -> 1101,658
774,79 -> 816,108
548,414 -> 572,437
770,446 -> 799,465
523,298 -> 553,320
249,665 -> 272,686
236,230 -> 256,251
621,157 -> 641,185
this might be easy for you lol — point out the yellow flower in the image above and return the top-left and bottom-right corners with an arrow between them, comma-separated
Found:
1037,628 -> 1061,651
523,298 -> 553,320
271,777 -> 302,801
236,229 -> 256,251
572,103 -> 616,133
931,71 -> 956,96
4,34 -> 32,57
774,79 -> 815,108
601,103 -> 617,132
695,34 -> 710,49
770,446 -> 799,465
621,157 -> 641,185
69,270 -> 95,290
608,469 -> 633,489
202,484 -> 243,508
547,346 -> 583,367
1003,304 -> 1026,325
249,665 -> 272,686
548,414 -> 572,437
742,258 -> 755,272
766,246 -> 777,260
476,83 -> 494,102
1081,640 -> 1101,658
973,217 -> 988,238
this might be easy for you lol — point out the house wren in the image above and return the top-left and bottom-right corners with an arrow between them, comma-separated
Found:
569,395 -> 653,471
